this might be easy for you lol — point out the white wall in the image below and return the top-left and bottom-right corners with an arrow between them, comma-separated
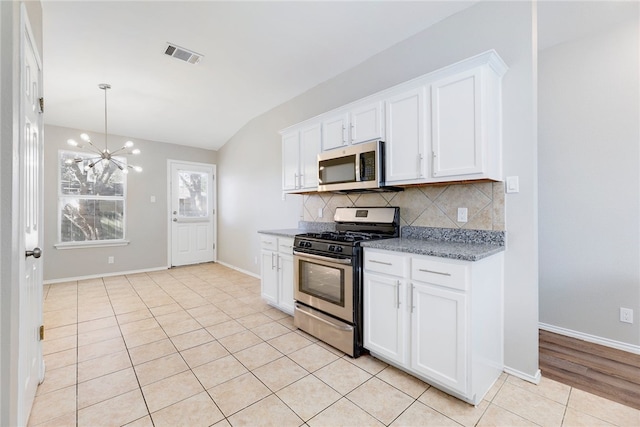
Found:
43,125 -> 217,282
539,13 -> 640,348
217,1 -> 539,378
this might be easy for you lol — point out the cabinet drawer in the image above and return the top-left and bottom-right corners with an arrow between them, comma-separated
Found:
260,235 -> 278,251
278,238 -> 294,254
411,258 -> 468,291
364,251 -> 407,277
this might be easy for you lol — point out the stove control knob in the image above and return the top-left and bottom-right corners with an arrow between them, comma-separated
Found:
335,246 -> 343,253
298,241 -> 306,247
328,245 -> 335,252
305,242 -> 312,248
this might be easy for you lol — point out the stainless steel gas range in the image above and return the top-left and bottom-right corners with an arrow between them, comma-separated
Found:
292,207 -> 399,357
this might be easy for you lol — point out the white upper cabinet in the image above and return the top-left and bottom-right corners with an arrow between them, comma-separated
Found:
280,50 -> 507,190
350,101 -> 384,145
322,113 -> 349,151
384,87 -> 427,184
282,123 -> 321,193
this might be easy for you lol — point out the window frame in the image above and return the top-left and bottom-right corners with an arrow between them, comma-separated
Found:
55,149 -> 130,249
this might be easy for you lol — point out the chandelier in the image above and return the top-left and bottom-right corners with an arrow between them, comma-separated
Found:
66,83 -> 142,173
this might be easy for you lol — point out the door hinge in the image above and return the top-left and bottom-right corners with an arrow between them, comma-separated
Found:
39,325 -> 44,341
38,97 -> 44,114
212,243 -> 216,250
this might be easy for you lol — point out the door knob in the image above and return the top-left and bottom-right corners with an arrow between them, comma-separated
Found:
26,247 -> 42,258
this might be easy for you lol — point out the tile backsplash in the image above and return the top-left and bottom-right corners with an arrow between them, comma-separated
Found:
302,181 -> 505,231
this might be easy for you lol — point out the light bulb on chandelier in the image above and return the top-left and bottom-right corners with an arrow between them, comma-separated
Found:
66,83 -> 142,173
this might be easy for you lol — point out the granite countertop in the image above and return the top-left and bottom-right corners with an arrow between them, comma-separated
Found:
362,226 -> 505,262
258,221 -> 336,238
257,228 -> 305,238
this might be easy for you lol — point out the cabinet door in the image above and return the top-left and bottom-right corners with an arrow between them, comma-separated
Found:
261,249 -> 278,305
282,131 -> 300,191
431,68 -> 483,178
350,101 -> 383,144
322,113 -> 349,151
363,273 -> 407,365
278,253 -> 295,315
385,87 -> 427,183
411,282 -> 467,393
299,124 -> 321,190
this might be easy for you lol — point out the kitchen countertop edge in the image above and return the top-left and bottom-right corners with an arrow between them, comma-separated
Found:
361,238 -> 505,262
257,229 -> 305,238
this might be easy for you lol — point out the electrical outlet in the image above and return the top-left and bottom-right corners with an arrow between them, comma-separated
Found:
108,256 -> 114,264
457,207 -> 468,223
620,307 -> 634,324
254,256 -> 258,265
318,208 -> 323,218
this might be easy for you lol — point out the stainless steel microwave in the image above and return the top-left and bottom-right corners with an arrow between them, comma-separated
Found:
317,140 -> 385,192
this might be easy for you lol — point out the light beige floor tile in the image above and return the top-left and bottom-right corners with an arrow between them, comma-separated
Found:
134,352 -> 189,386
562,407 -> 616,426
142,371 -> 205,413
263,308 -> 290,321
78,350 -> 132,383
277,316 -> 296,330
43,335 -> 77,356
568,387 -> 640,426
252,356 -> 309,392
288,343 -> 340,372
206,319 -> 247,339
29,411 -> 76,427
123,415 -> 154,427
77,389 -> 148,427
313,358 -> 372,395
77,367 -> 139,409
43,348 -> 76,371
419,387 -> 489,427
170,328 -> 214,351
186,304 -> 221,318
43,308 -> 77,329
390,400 -> 463,427
77,316 -> 118,334
234,342 -> 283,371
28,385 -> 76,426
484,372 -> 508,402
128,338 -> 177,366
218,329 -> 263,353
77,325 -> 122,347
507,374 -> 572,405
276,375 -> 342,421
343,353 -> 388,375
44,324 -> 77,341
180,340 -> 229,368
194,310 -> 233,327
250,321 -> 291,341
227,394 -> 303,426
123,327 -> 168,349
376,365 -> 430,398
477,404 -> 538,427
267,331 -> 313,355
308,397 -> 384,427
161,317 -> 203,337
347,377 -> 413,424
236,312 -> 273,329
151,391 -> 224,427
208,372 -> 271,416
149,303 -> 183,316
35,364 -> 76,397
116,308 -> 153,325
493,381 -> 566,426
155,309 -> 192,326
77,336 -> 126,362
192,354 -> 249,389
119,318 -> 161,337
77,306 -> 114,323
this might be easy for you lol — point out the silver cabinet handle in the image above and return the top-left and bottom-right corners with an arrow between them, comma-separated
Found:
417,153 -> 424,177
396,280 -> 400,309
418,268 -> 451,277
370,259 -> 392,266
26,247 -> 42,258
271,252 -> 276,270
410,283 -> 415,313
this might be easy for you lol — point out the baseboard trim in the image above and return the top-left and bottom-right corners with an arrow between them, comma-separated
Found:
216,261 -> 260,280
43,266 -> 169,285
539,323 -> 640,355
503,366 -> 541,385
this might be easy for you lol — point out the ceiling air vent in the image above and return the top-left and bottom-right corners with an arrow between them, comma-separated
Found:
164,43 -> 203,65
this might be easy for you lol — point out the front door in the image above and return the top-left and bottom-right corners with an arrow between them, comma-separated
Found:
169,161 -> 216,267
19,5 -> 44,425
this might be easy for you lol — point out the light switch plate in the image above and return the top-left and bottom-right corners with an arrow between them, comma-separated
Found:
506,176 -> 520,193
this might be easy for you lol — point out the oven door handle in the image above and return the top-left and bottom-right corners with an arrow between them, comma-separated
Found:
293,250 -> 352,265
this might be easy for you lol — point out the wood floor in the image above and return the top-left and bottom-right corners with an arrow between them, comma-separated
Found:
539,329 -> 640,410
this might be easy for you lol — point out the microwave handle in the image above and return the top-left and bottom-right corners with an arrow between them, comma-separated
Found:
357,153 -> 365,182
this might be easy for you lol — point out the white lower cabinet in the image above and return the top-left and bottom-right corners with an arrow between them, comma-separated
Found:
363,248 -> 503,405
260,235 -> 295,315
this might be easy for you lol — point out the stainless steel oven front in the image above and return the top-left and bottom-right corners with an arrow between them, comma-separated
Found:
293,251 -> 354,322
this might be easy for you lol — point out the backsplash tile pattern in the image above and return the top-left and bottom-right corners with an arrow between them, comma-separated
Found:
302,182 -> 505,231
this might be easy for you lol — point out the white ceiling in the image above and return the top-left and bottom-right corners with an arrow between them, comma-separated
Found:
41,1 -> 477,151
42,1 -> 636,152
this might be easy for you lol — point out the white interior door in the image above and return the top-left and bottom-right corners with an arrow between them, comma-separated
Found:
169,161 -> 216,267
19,5 -> 44,426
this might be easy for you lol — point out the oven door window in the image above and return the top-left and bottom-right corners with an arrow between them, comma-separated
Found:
298,260 -> 345,306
